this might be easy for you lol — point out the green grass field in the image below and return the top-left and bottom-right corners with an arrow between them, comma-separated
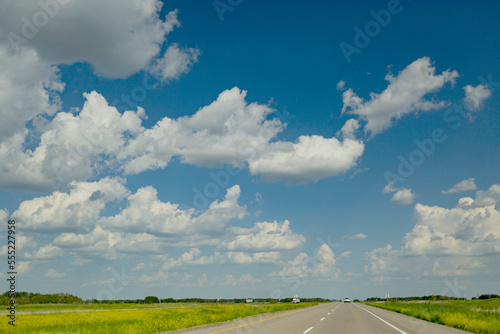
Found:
0,302 -> 318,333
365,299 -> 500,334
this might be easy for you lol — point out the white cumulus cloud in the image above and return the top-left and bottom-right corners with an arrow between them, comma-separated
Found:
1,87 -> 363,190
390,188 -> 416,205
150,43 -> 200,82
248,135 -> 364,185
45,268 -> 66,278
12,177 -> 129,232
223,220 -> 306,251
346,233 -> 368,240
464,84 -> 491,111
25,244 -> 63,259
269,244 -> 340,280
0,45 -> 63,139
366,184 -> 500,279
103,185 -> 247,236
442,178 -> 477,194
383,182 -> 416,205
0,92 -> 145,191
0,1 -> 188,78
342,57 -> 459,136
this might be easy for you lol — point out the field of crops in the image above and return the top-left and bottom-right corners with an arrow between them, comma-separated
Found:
0,302 -> 318,333
365,299 -> 500,334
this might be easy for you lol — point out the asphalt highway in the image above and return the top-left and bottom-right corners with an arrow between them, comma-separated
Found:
168,302 -> 472,334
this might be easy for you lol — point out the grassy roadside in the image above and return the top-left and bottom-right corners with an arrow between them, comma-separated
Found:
365,299 -> 500,334
1,302 -> 318,333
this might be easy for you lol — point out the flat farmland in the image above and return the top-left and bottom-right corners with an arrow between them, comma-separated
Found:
0,302 -> 318,333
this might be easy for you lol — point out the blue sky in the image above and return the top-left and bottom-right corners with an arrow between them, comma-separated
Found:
0,0 -> 499,301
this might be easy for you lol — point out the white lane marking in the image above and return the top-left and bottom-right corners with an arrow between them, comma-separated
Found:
320,317 -> 325,321
303,326 -> 314,333
354,304 -> 408,334
328,312 -> 331,315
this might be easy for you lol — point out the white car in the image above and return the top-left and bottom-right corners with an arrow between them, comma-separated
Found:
344,298 -> 350,303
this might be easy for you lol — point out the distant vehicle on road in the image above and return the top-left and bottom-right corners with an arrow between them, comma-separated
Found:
344,298 -> 350,303
292,294 -> 300,303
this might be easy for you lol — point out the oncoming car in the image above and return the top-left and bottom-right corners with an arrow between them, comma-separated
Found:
344,298 -> 350,303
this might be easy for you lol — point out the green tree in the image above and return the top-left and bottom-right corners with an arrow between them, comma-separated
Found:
144,296 -> 160,304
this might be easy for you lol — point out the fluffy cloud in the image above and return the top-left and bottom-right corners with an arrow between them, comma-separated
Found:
342,57 -> 459,136
269,244 -> 339,280
269,252 -> 309,279
0,1 -> 198,165
103,185 -> 247,235
340,251 -> 352,258
49,185 -> 246,261
464,84 -> 491,111
54,226 -> 166,260
0,45 -> 63,139
337,119 -> 361,140
0,87 -> 280,191
17,261 -> 31,274
313,244 -> 338,277
161,249 -> 220,270
27,182 -> 302,266
157,247 -> 282,271
25,244 -> 63,259
365,244 -> 397,275
221,273 -> 261,286
12,177 -> 129,232
336,80 -> 346,91
473,184 -> 500,207
390,188 -> 416,205
442,178 -> 477,194
1,87 -> 363,190
383,182 -> 416,205
223,220 -> 305,251
366,184 -> 500,278
248,135 -> 364,185
45,268 -> 66,278
150,44 -> 200,82
0,92 -> 145,191
119,87 -> 284,173
0,1 -> 186,78
0,234 -> 36,256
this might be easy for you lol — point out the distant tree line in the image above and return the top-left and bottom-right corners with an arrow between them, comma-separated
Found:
474,294 -> 500,300
365,295 -> 465,302
0,292 -> 84,305
365,294 -> 500,302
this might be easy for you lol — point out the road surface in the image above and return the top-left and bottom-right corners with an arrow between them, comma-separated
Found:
167,302 -> 472,334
